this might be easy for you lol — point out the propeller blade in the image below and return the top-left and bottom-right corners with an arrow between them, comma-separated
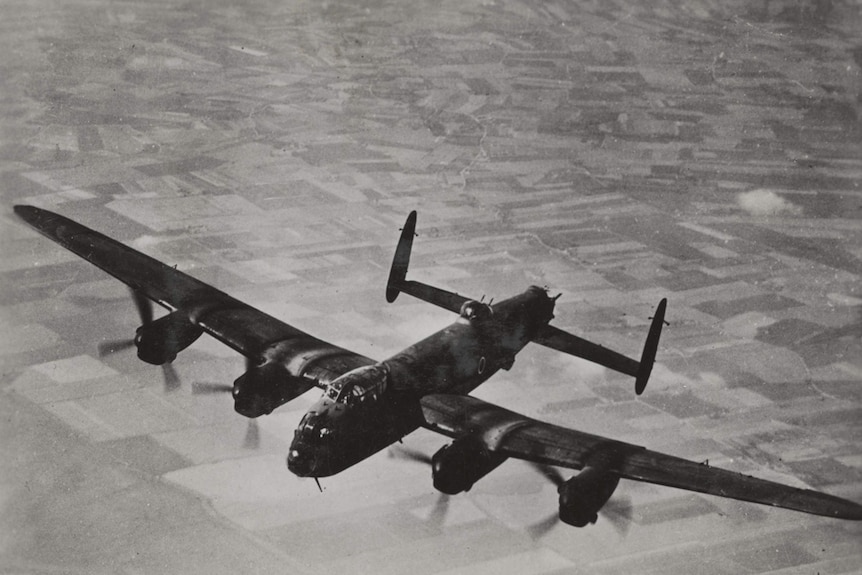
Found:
526,512 -> 559,539
191,382 -> 234,395
389,446 -> 458,527
427,494 -> 449,527
528,463 -> 633,537
389,447 -> 453,527
530,463 -> 566,488
526,463 -> 566,537
388,445 -> 433,466
243,419 -> 260,449
97,338 -> 136,357
98,290 -> 153,357
162,362 -> 181,392
131,289 -> 153,325
601,495 -> 633,538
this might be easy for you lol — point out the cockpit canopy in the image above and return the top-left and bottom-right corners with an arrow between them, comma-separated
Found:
324,363 -> 389,405
459,300 -> 493,323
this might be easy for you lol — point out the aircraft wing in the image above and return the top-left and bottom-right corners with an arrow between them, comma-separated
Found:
420,393 -> 862,520
13,206 -> 371,379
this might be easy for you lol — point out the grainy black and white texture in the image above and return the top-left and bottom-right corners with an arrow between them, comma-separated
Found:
1,0 -> 860,573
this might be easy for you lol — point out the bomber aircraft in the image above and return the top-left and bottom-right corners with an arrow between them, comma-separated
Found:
13,205 -> 862,528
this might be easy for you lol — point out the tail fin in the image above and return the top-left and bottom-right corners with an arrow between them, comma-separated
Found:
386,210 -> 417,303
384,211 -> 472,313
635,298 -> 667,395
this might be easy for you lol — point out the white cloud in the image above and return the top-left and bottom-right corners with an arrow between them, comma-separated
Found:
736,189 -> 802,217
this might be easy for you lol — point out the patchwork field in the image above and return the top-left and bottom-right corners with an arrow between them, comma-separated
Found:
1,1 -> 860,573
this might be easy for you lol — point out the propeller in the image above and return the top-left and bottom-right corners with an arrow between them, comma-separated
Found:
162,362 -> 181,392
190,354 -> 255,397
191,374 -> 259,450
388,445 -> 450,527
525,462 -> 567,536
191,382 -> 234,395
426,493 -> 450,527
532,462 -> 566,488
243,419 -> 260,450
527,463 -> 632,538
98,289 -> 180,392
97,338 -> 136,355
526,511 -> 561,539
388,445 -> 433,466
132,288 -> 154,324
600,495 -> 633,537
97,293 -> 150,356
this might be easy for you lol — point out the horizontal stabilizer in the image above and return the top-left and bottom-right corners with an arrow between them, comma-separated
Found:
533,298 -> 668,395
533,325 -> 639,377
394,280 -> 470,314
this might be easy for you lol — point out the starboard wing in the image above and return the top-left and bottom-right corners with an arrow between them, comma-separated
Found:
14,205 -> 371,381
420,393 -> 862,520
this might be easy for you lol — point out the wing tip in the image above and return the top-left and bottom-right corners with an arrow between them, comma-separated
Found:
14,204 -> 36,217
14,205 -> 68,239
829,498 -> 862,521
782,487 -> 862,521
14,204 -> 50,225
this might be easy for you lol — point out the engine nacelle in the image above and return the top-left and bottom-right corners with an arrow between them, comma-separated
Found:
135,312 -> 204,365
431,436 -> 507,495
558,466 -> 620,527
232,362 -> 316,418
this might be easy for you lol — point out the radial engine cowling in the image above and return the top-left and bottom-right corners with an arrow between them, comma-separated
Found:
431,436 -> 507,495
135,312 -> 204,365
232,362 -> 316,418
558,466 -> 620,527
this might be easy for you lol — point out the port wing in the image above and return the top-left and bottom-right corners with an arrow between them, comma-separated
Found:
14,205 -> 371,379
421,393 -> 862,520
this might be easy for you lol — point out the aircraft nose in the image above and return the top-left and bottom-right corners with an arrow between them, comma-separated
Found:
287,445 -> 313,476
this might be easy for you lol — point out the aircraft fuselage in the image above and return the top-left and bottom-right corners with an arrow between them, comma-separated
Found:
287,285 -> 556,477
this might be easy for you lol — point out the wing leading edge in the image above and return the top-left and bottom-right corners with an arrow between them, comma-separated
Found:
13,205 -> 370,379
420,393 -> 862,520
